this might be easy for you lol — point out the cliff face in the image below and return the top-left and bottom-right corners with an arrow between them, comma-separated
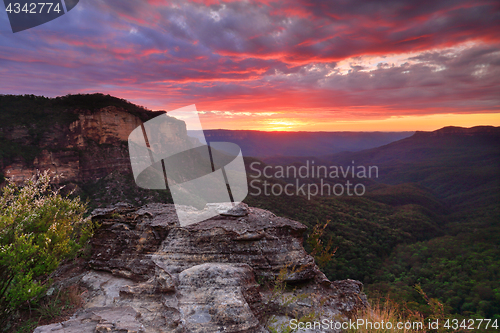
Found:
34,203 -> 368,333
68,107 -> 144,146
1,106 -> 188,185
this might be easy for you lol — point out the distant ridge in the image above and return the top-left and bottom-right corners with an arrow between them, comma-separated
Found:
413,125 -> 500,137
199,129 -> 414,157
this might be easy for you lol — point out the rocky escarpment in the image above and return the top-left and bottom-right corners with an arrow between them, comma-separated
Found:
0,95 -> 191,184
34,203 -> 368,333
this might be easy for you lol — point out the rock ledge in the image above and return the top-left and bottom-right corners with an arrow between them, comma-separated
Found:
35,203 -> 367,333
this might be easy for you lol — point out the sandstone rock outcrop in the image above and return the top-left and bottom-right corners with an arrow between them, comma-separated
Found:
34,203 -> 368,333
2,106 -> 190,185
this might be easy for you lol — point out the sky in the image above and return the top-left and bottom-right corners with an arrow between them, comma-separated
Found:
0,0 -> 499,131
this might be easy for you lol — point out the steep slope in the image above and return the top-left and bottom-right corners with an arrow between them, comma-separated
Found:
243,128 -> 500,318
0,94 -> 190,197
321,126 -> 500,213
0,94 -> 156,184
243,166 -> 448,282
316,127 -> 500,318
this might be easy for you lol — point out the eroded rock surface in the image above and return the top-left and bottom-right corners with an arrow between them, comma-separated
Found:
177,263 -> 262,333
34,203 -> 368,333
2,106 -> 188,186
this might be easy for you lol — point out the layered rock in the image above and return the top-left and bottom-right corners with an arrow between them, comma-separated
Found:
68,106 -> 144,147
34,203 -> 368,333
4,150 -> 80,183
2,106 -> 190,185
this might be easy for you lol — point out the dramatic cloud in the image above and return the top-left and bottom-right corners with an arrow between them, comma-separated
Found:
0,0 -> 499,129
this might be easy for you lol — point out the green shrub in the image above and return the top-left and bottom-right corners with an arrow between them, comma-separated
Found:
0,171 -> 90,322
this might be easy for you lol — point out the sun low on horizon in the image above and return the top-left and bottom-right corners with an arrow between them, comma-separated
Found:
1,0 -> 499,132
193,111 -> 500,132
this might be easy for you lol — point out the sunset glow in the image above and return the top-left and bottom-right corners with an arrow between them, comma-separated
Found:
1,0 -> 499,131
262,120 -> 309,131
196,112 -> 500,132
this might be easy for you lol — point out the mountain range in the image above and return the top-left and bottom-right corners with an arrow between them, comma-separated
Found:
192,129 -> 413,157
